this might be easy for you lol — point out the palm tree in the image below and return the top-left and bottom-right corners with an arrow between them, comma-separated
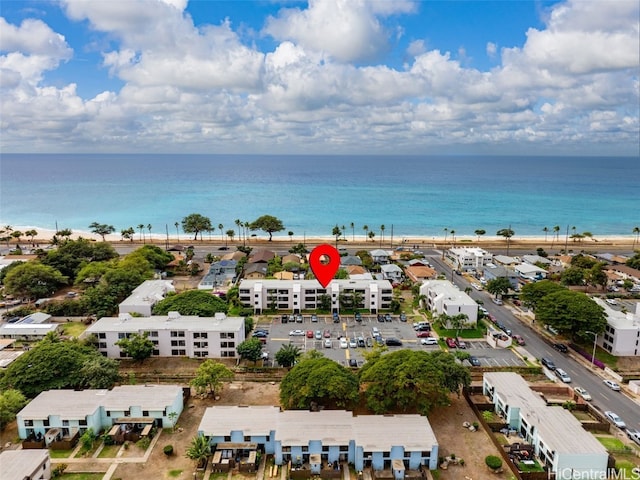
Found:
288,231 -> 294,243
147,224 -> 152,243
226,229 -> 235,244
450,229 -> 456,247
442,228 -> 448,258
185,434 -> 211,469
350,222 -> 355,242
218,224 -> 224,243
571,225 -> 577,242
543,226 -> 549,242
633,226 -> 640,250
552,225 -> 560,248
474,229 -> 485,243
174,221 -> 180,241
138,224 -> 145,242
496,228 -> 515,255
368,231 -> 375,242
363,225 -> 369,241
380,225 -> 385,247
332,225 -> 342,248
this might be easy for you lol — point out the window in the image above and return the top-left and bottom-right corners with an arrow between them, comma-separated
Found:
43,419 -> 49,427
63,420 -> 69,426
98,342 -> 107,349
220,341 -> 235,348
24,420 -> 33,426
98,333 -> 106,339
79,419 -> 87,426
171,349 -> 186,356
170,340 -> 186,347
193,332 -> 208,339
224,436 -> 231,442
221,351 -> 235,357
170,331 -> 185,338
143,411 -> 149,416
339,446 -> 348,452
194,351 -> 208,357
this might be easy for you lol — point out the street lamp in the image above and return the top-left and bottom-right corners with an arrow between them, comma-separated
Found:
585,330 -> 598,369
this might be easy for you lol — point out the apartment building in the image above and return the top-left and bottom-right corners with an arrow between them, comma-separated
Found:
595,299 -> 640,356
1,449 -> 51,480
446,247 -> 492,271
419,280 -> 478,326
118,279 -> 175,316
238,279 -> 393,314
85,312 -> 244,359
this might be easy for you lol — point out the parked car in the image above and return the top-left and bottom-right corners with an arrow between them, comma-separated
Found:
574,387 -> 592,401
492,297 -> 503,305
348,337 -> 357,348
349,358 -> 358,368
332,312 -> 340,323
385,337 -> 402,346
315,330 -> 322,340
626,429 -> 640,446
553,343 -> 568,353
603,379 -> 621,391
306,330 -> 314,338
512,334 -> 525,346
252,330 -> 268,338
455,338 -> 467,349
357,336 -> 366,347
468,356 -> 481,366
605,298 -> 618,305
415,324 -> 431,332
399,313 -> 407,322
513,299 -> 521,306
541,357 -> 556,370
478,306 -> 488,315
604,411 -> 626,429
372,327 -> 380,336
324,339 -> 332,349
339,338 -> 348,349
296,314 -> 304,323
420,337 -> 438,346
311,314 -> 318,322
377,314 -> 385,322
289,329 -> 305,336
555,368 -> 572,383
472,283 -> 482,291
416,331 -> 431,338
354,312 -> 362,322
384,313 -> 392,322
281,314 -> 288,323
445,337 -> 457,348
373,335 -> 384,346
323,329 -> 331,338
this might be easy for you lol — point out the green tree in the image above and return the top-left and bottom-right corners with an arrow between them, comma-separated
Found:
275,343 -> 302,368
77,356 -> 121,389
570,254 -> 598,269
350,222 -> 355,241
535,290 -> 606,340
226,229 -> 235,244
332,225 -> 342,247
496,228 -> 515,254
560,266 -> 585,286
182,213 -> 213,241
626,252 -> 640,270
633,226 -> 640,250
236,338 -> 264,363
552,225 -> 561,247
289,243 -> 308,255
190,359 -> 234,396
0,260 -> 24,285
89,222 -> 115,241
116,333 -> 155,363
41,238 -> 117,282
485,277 -> 511,299
128,245 -> 174,270
280,352 -> 359,409
25,229 -> 38,242
362,225 -> 369,240
474,229 -> 486,242
359,350 -> 470,415
4,262 -> 68,299
121,227 -> 135,242
152,290 -> 227,316
250,215 -> 285,241
11,230 -> 23,243
318,294 -> 331,311
0,389 -> 27,430
520,280 -> 565,310
186,434 -> 211,467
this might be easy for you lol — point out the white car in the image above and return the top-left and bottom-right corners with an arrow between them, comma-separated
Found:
324,339 -> 332,349
626,429 -> 640,446
574,387 -> 592,401
605,298 -> 618,305
348,338 -> 357,348
339,338 -> 348,349
472,283 -> 483,290
421,337 -> 438,345
289,329 -> 305,336
555,368 -> 572,383
603,379 -> 621,391
604,411 -> 626,429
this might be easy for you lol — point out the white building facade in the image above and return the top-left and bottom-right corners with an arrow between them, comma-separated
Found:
1,449 -> 51,480
119,280 -> 175,316
595,299 -> 640,356
85,312 -> 245,359
238,279 -> 393,314
446,247 -> 492,271
419,280 -> 478,325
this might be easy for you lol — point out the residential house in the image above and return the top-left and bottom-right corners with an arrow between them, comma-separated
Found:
492,255 -> 518,267
84,312 -> 245,359
198,407 -> 439,474
380,264 -> 403,283
419,280 -> 478,326
0,449 -> 51,480
273,271 -> 295,280
482,265 -> 520,290
483,372 -> 608,478
404,265 -> 436,283
369,249 -> 390,265
244,263 -> 268,279
119,280 -> 175,316
238,279 -> 393,314
446,247 -> 492,271
282,254 -> 303,265
19,312 -> 52,324
221,250 -> 247,261
606,264 -> 640,284
594,299 -> 640,356
514,263 -> 547,281
340,255 -> 363,267
0,323 -> 59,341
522,254 -> 552,266
248,250 -> 276,264
199,260 -> 237,290
17,385 -> 184,443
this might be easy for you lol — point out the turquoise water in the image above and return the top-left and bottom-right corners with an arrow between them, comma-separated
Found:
0,154 -> 638,238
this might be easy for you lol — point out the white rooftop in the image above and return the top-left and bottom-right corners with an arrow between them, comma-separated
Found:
276,410 -> 354,446
353,414 -> 437,451
0,323 -> 59,336
0,449 -> 49,480
119,279 -> 175,310
239,279 -> 392,290
199,406 -> 280,436
420,280 -> 477,306
85,312 -> 244,334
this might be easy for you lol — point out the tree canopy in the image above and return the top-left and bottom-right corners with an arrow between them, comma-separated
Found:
250,215 -> 285,241
275,343 -> 302,368
182,213 -> 213,241
280,352 -> 359,409
485,277 -> 511,298
627,252 -> 640,270
116,333 -> 155,362
520,280 -> 565,310
152,290 -> 227,316
359,349 -> 470,415
41,238 -> 118,281
0,335 -> 120,397
190,359 -> 234,396
236,338 -> 264,363
89,222 -> 115,241
535,290 -> 606,340
0,389 -> 28,430
3,262 -> 68,299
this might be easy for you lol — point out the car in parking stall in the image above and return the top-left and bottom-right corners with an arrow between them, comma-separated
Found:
384,313 -> 392,322
311,314 -> 318,322
315,330 -> 322,340
289,329 -> 305,336
323,329 -> 331,338
445,337 -> 457,348
420,337 -> 438,346
296,314 -> 304,323
399,313 -> 407,322
306,330 -> 314,338
281,314 -> 289,323
468,356 -> 481,366
354,312 -> 362,322
385,337 -> 402,346
339,338 -> 348,349
324,339 -> 332,349
357,336 -> 366,347
455,338 -> 467,349
332,312 -> 340,323
348,337 -> 357,348
416,331 -> 431,338
348,358 -> 358,368
377,314 -> 385,323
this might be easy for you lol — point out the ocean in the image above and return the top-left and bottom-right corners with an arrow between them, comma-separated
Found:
0,154 -> 638,240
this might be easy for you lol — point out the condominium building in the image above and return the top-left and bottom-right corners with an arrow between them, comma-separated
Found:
446,247 -> 492,271
119,279 -> 175,316
238,279 -> 393,314
85,312 -> 244,359
595,299 -> 640,356
483,372 -> 607,478
0,449 -> 51,480
419,280 -> 478,326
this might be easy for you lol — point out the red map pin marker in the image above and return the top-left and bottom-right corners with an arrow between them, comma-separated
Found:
309,244 -> 341,288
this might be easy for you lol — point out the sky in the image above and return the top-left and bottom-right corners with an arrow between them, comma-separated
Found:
0,0 -> 638,155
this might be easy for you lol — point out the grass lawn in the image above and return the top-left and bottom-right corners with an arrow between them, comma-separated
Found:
517,460 -> 545,472
168,470 -> 183,478
58,474 -> 105,480
59,321 -> 89,338
596,436 -> 632,453
616,459 -> 640,477
432,321 -> 487,339
49,449 -> 73,458
97,444 -> 120,458
572,410 -> 594,421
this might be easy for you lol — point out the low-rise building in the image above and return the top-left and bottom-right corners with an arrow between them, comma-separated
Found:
482,265 -> 520,289
483,372 -> 608,478
514,263 -> 547,281
446,247 -> 492,271
198,407 -> 439,473
595,299 -> 640,356
238,279 -> 393,314
404,265 -> 437,283
0,322 -> 59,341
369,249 -> 390,264
380,264 -> 403,283
85,312 -> 244,359
419,280 -> 478,326
17,385 -> 184,442
198,259 -> 237,290
0,449 -> 51,480
119,280 -> 175,316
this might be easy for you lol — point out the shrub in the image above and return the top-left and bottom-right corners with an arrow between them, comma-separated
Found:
472,421 -> 479,429
164,444 -> 174,456
482,410 -> 494,422
137,437 -> 151,450
485,455 -> 502,469
52,464 -> 68,478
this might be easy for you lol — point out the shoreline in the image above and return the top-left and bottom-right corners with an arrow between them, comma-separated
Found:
2,225 -> 638,251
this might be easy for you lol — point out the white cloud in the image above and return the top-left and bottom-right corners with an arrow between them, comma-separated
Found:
486,42 -> 497,58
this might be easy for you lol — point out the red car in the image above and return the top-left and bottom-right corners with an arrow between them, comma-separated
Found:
445,337 -> 457,348
306,330 -> 314,338
512,334 -> 526,345
488,314 -> 497,323
416,331 -> 431,338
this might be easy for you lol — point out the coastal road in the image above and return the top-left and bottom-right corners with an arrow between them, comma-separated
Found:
428,252 -> 640,434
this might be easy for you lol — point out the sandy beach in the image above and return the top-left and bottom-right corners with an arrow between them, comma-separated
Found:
3,225 -> 638,252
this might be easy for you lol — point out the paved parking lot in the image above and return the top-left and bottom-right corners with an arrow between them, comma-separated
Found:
255,315 -> 526,368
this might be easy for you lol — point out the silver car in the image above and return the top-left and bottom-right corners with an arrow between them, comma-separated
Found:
604,411 -> 626,429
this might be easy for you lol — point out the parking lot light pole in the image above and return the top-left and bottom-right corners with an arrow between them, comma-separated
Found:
585,330 -> 597,369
